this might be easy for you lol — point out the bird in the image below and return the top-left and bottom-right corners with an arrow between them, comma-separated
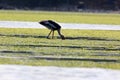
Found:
39,20 -> 65,40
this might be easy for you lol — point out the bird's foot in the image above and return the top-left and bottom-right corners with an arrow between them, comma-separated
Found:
46,37 -> 49,39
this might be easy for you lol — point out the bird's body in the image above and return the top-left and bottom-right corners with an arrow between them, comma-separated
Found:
39,20 -> 65,40
40,20 -> 61,30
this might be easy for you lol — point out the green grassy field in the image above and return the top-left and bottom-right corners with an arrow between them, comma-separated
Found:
0,10 -> 120,24
0,10 -> 120,69
0,28 -> 120,69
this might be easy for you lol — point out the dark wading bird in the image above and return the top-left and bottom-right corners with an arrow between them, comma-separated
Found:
39,20 -> 65,40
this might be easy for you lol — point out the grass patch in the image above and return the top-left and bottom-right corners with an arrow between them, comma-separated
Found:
0,28 -> 120,69
0,10 -> 120,24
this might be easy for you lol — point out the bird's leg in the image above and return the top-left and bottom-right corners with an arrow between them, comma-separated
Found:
47,30 -> 52,39
57,29 -> 65,40
52,31 -> 54,39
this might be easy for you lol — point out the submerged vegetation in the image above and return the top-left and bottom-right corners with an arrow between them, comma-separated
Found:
0,10 -> 120,25
0,28 -> 120,69
0,10 -> 120,69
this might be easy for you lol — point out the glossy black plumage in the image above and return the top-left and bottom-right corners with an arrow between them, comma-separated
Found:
40,20 -> 61,30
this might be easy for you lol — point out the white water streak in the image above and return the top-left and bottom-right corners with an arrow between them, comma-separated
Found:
0,21 -> 120,30
0,65 -> 120,80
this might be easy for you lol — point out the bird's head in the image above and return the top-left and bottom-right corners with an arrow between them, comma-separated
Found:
61,35 -> 65,40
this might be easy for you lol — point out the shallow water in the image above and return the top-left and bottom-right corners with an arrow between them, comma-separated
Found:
0,21 -> 120,80
0,21 -> 120,30
0,65 -> 120,80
